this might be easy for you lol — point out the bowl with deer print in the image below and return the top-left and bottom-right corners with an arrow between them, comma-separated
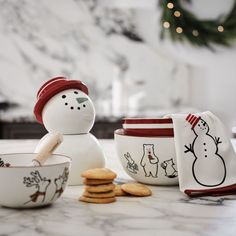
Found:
0,153 -> 71,208
114,118 -> 178,185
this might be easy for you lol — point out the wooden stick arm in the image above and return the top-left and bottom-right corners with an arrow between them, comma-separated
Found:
32,133 -> 63,166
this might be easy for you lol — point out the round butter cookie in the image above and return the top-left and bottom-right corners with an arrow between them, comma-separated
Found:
81,168 -> 117,180
83,178 -> 113,185
114,184 -> 128,196
121,183 -> 152,197
85,183 -> 115,193
83,190 -> 115,198
79,196 -> 116,204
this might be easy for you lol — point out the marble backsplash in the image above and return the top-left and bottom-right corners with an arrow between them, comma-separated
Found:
0,0 -> 191,120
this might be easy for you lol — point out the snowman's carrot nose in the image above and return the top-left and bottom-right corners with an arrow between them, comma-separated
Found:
76,97 -> 88,104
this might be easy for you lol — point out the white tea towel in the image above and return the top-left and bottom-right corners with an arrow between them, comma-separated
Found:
170,111 -> 236,197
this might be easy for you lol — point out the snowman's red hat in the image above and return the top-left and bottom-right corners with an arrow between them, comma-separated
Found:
34,76 -> 89,124
186,114 -> 201,129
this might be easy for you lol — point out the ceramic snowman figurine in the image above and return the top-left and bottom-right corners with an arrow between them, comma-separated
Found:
34,77 -> 105,185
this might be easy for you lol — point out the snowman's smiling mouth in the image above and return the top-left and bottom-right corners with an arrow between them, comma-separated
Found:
61,94 -> 88,111
64,102 -> 87,110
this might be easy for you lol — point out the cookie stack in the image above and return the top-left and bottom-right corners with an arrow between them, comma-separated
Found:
79,168 -> 117,204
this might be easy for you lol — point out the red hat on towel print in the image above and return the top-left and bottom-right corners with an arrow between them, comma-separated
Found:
34,76 -> 88,124
186,114 -> 201,129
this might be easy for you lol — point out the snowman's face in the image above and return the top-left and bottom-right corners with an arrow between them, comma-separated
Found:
194,118 -> 209,134
42,89 -> 95,134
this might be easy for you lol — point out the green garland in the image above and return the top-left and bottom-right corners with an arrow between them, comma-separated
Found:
160,0 -> 236,48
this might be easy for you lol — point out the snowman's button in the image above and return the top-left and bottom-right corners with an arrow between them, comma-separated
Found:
203,143 -> 206,145
205,155 -> 207,157
204,149 -> 207,151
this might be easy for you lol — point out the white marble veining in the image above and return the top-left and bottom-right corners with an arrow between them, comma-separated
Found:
0,139 -> 236,236
0,0 -> 190,119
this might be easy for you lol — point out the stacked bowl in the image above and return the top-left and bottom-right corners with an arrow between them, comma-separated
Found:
114,118 -> 178,185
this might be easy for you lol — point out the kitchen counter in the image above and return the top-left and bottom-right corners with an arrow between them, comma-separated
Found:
1,139 -> 236,236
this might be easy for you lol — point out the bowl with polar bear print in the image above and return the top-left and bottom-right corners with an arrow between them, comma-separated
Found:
0,153 -> 71,208
114,118 -> 178,185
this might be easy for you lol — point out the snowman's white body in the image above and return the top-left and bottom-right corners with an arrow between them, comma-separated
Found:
35,133 -> 105,185
35,88 -> 105,185
192,119 -> 226,186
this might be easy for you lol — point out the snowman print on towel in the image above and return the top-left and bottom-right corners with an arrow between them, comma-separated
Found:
161,158 -> 178,178
140,144 -> 159,178
184,114 -> 226,187
124,152 -> 139,174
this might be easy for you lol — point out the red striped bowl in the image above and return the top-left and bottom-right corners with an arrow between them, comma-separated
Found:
122,118 -> 174,137
114,118 -> 178,185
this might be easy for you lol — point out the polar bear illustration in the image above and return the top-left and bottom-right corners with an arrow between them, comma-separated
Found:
140,144 -> 159,178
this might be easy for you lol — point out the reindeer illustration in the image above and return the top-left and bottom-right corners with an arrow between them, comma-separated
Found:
23,171 -> 51,205
51,167 -> 69,201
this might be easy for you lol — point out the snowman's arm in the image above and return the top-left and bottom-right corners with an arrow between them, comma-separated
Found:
215,136 -> 222,146
184,144 -> 193,154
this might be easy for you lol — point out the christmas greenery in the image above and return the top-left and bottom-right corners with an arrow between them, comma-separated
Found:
160,0 -> 236,48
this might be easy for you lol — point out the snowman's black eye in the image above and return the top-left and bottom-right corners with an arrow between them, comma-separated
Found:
198,124 -> 200,126
62,95 -> 66,99
74,91 -> 78,94
83,104 -> 86,107
77,107 -> 80,110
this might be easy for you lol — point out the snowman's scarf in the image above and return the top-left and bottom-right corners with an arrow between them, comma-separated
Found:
170,111 -> 236,197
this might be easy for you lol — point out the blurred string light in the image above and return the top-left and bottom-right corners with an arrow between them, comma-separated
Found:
163,21 -> 170,28
192,30 -> 199,37
217,25 -> 224,32
176,27 -> 183,34
167,2 -> 174,9
174,10 -> 181,17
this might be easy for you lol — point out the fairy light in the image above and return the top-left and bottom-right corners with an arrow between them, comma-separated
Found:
174,11 -> 181,17
192,30 -> 199,37
163,21 -> 170,29
176,27 -> 183,33
167,2 -> 174,9
217,25 -> 224,32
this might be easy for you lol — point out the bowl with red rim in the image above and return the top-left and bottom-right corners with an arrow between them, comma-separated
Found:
114,118 -> 178,185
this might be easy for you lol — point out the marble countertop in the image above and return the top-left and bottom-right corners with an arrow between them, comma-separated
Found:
1,139 -> 236,236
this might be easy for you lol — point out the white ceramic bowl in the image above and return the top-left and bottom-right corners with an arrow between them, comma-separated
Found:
114,118 -> 178,185
0,153 -> 71,208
